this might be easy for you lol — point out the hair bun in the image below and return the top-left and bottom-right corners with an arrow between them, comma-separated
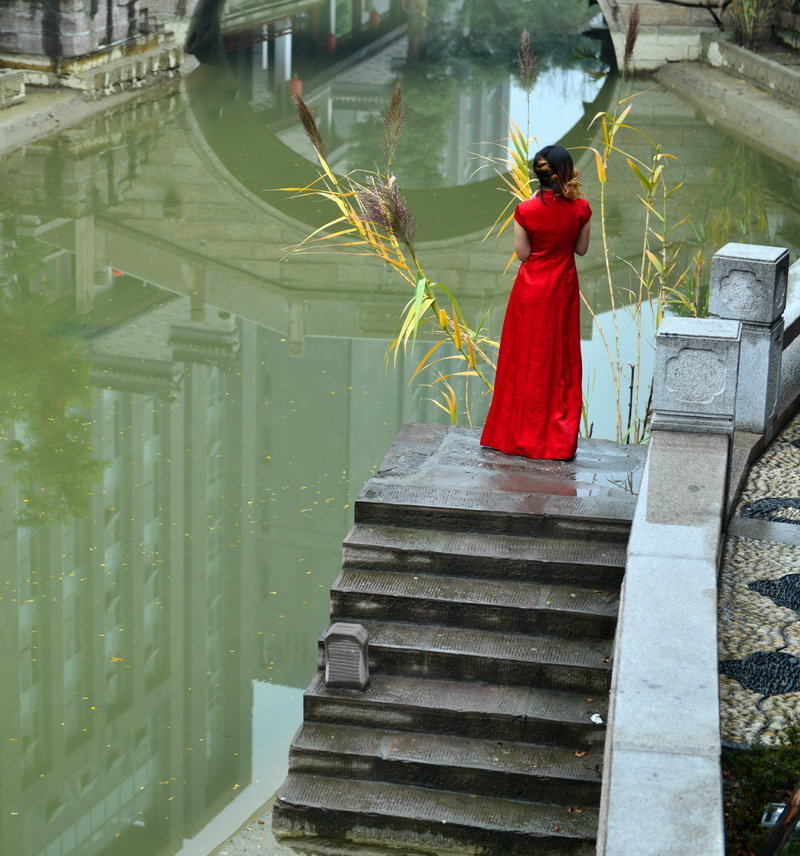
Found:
532,146 -> 582,200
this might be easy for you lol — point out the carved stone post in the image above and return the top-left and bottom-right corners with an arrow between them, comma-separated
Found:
323,623 -> 369,690
708,243 -> 789,434
651,316 -> 741,434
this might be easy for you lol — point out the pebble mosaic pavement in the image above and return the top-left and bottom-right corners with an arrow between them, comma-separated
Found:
719,411 -> 800,745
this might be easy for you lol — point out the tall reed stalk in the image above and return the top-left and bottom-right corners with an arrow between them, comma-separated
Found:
283,86 -> 498,425
574,7 -> 705,442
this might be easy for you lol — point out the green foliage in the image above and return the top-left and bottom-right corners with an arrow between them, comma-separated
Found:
729,0 -> 775,50
0,235 -> 105,525
723,723 -> 800,855
691,140 -> 770,252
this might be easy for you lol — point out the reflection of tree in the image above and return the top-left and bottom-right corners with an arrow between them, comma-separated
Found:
343,0 -> 604,187
0,235 -> 104,525
457,0 -> 595,66
693,140 -> 770,252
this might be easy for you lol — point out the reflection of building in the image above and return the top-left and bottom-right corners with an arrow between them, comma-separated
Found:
0,282 -> 259,856
0,209 -> 449,853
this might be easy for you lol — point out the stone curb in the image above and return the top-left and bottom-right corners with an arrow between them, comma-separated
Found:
654,61 -> 800,172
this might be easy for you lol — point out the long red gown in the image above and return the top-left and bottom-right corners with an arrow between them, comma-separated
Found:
480,191 -> 592,460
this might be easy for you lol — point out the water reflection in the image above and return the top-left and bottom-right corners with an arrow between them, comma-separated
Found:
0,3 -> 798,854
221,0 -> 610,189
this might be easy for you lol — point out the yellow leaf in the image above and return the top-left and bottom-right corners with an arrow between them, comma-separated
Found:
453,317 -> 462,350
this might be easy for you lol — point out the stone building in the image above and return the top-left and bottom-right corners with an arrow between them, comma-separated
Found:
0,0 -> 149,58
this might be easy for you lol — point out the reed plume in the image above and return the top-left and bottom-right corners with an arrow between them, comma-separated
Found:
382,83 -> 405,169
357,176 -> 417,248
517,29 -> 537,93
622,4 -> 641,77
292,94 -> 327,160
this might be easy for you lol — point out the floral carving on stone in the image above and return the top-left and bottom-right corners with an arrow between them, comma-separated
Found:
665,347 -> 726,405
717,268 -> 760,314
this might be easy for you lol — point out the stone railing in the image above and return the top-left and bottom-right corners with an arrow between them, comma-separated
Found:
598,243 -> 797,855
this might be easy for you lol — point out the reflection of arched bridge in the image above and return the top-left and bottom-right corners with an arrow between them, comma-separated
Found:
3,41 -> 797,348
0,56 -> 623,345
175,0 -> 720,78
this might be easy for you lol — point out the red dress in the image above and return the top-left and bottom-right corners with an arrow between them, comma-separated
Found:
480,191 -> 592,460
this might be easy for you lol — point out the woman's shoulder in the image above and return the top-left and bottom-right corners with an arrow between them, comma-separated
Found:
571,196 -> 592,220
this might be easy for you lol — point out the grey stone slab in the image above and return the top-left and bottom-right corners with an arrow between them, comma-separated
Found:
726,430 -> 764,518
275,774 -> 599,839
778,304 -> 800,428
600,749 -> 724,856
627,431 -> 728,563
304,673 -> 607,746
333,568 -> 618,621
289,723 -> 603,806
607,555 -> 720,758
322,621 -> 611,692
375,421 -> 447,478
372,425 -> 647,500
727,515 -> 800,546
734,318 -> 783,433
0,69 -> 25,109
344,524 -> 628,569
356,484 -> 638,540
357,622 -> 611,670
783,298 -> 800,349
709,242 -> 789,324
342,524 -> 628,589
292,722 -> 602,783
651,316 -> 741,434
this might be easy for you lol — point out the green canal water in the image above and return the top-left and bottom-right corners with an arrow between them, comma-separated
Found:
0,1 -> 798,854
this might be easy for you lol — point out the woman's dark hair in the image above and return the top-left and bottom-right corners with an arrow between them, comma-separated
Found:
532,145 -> 582,201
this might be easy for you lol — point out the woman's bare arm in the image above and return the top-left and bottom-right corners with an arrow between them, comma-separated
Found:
574,220 -> 591,256
514,221 -> 530,261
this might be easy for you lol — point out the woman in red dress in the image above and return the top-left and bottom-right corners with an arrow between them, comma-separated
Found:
481,145 -> 592,460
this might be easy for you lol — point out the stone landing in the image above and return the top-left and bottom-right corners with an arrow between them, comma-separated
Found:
272,423 -> 647,856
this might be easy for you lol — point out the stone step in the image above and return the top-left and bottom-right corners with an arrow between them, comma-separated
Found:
318,621 -> 612,693
355,481 -> 636,542
304,674 -> 607,748
289,722 -> 603,807
273,773 -> 598,856
342,524 -> 627,589
331,568 -> 618,639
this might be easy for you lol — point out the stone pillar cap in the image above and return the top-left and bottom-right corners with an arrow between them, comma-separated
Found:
658,316 -> 741,340
714,243 -> 788,264
324,622 -> 369,644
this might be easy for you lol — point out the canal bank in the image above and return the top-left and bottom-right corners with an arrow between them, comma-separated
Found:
0,4 -> 799,855
655,44 -> 800,171
0,71 -> 196,158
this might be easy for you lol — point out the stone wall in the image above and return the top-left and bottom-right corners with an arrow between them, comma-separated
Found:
146,0 -> 197,16
0,0 -> 145,58
775,0 -> 800,41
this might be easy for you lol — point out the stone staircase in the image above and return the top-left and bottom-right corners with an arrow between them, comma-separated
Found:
273,423 -> 646,856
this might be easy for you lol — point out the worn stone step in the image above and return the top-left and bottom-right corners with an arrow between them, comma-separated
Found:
289,722 -> 603,806
331,568 -> 618,639
273,773 -> 598,856
355,481 -> 636,542
318,621 -> 612,692
304,673 -> 607,748
342,524 -> 626,589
